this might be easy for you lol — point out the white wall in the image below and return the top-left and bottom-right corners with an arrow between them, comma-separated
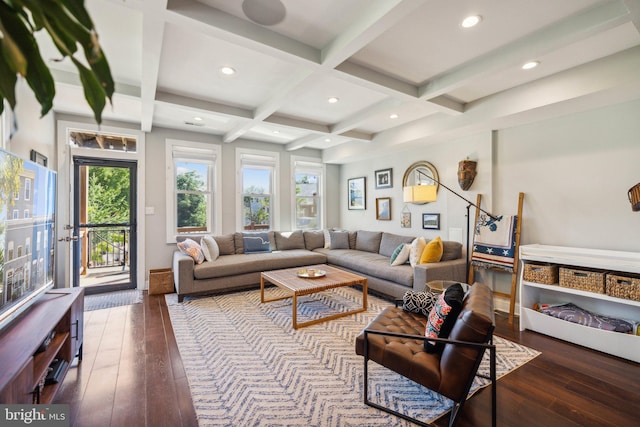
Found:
339,131 -> 493,248
494,98 -> 640,252
338,99 -> 640,310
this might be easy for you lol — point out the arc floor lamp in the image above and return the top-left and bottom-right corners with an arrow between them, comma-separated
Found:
403,170 -> 498,281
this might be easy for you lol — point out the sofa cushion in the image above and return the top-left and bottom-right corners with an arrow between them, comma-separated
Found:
356,230 -> 383,253
425,283 -> 465,353
379,232 -> 415,257
177,238 -> 205,264
420,236 -> 443,264
200,235 -> 219,262
243,232 -> 272,253
390,244 -> 410,266
329,230 -> 350,249
274,230 -> 305,250
303,230 -> 325,250
316,248 -> 414,287
409,237 -> 426,267
214,233 -> 236,255
442,241 -> 463,261
193,249 -> 327,279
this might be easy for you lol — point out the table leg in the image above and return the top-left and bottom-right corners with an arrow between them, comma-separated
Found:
292,293 -> 298,329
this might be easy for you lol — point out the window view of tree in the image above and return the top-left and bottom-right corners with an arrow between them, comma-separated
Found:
88,167 -> 130,224
176,163 -> 209,232
243,167 -> 271,230
295,173 -> 319,229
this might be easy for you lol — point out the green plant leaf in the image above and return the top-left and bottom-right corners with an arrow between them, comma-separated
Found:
0,46 -> 18,108
60,0 -> 95,31
0,1 -> 55,115
72,57 -> 106,123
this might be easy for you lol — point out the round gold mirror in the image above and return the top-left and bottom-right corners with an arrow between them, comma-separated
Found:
402,161 -> 440,204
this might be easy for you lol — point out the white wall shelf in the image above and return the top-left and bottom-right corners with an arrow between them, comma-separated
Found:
519,244 -> 640,363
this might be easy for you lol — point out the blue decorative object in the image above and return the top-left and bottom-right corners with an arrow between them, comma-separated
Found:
243,232 -> 272,253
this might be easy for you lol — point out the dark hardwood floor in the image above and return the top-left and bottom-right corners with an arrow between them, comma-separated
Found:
56,292 -> 639,427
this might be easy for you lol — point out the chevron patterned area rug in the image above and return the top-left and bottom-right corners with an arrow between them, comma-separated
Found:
166,287 -> 539,426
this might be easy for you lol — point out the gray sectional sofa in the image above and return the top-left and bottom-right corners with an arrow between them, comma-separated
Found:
172,229 -> 466,302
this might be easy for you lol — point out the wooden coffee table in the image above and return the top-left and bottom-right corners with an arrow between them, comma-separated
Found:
260,264 -> 368,329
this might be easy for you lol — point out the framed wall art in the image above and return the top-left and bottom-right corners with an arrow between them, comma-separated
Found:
422,213 -> 440,230
376,197 -> 391,220
374,168 -> 392,189
401,212 -> 411,228
348,176 -> 366,210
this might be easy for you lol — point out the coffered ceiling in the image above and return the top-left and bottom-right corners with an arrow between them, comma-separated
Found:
38,0 -> 640,163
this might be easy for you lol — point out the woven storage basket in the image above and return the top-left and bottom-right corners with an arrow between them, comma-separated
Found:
606,273 -> 640,302
559,267 -> 605,294
523,263 -> 558,285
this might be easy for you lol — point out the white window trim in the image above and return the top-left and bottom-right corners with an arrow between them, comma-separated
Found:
166,139 -> 221,243
236,148 -> 280,231
290,155 -> 325,230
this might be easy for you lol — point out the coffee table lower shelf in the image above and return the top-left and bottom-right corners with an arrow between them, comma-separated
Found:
260,265 -> 368,329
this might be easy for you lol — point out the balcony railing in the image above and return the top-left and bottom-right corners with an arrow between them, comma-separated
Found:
85,226 -> 129,269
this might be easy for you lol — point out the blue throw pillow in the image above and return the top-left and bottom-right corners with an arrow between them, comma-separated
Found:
243,232 -> 272,253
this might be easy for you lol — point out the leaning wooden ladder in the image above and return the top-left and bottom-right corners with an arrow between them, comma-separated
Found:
468,192 -> 524,324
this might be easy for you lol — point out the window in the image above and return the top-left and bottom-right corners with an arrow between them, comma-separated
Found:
12,210 -> 18,219
166,140 -> 221,242
24,178 -> 31,200
237,149 -> 279,231
24,210 -> 29,219
292,157 -> 324,230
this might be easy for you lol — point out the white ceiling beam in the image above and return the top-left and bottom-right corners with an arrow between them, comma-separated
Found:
320,0 -> 424,68
623,0 -> 640,32
420,0 -> 633,99
140,0 -> 168,132
166,0 -> 320,65
285,134 -> 324,152
324,46 -> 640,164
330,98 -> 404,135
155,91 -> 253,119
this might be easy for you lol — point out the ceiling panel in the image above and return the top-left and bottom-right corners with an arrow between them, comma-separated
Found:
157,23 -> 306,109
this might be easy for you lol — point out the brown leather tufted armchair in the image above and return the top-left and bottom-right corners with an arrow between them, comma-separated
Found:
355,282 -> 496,427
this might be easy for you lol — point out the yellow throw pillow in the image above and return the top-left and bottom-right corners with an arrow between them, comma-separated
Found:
420,236 -> 443,264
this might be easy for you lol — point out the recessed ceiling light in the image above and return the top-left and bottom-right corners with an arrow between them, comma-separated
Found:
461,15 -> 482,28
220,66 -> 236,75
522,61 -> 540,70
273,130 -> 280,134
389,113 -> 398,119
193,117 -> 203,121
327,97 -> 339,104
325,138 -> 331,143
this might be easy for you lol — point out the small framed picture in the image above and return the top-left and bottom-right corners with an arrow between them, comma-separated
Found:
374,168 -> 392,189
30,150 -> 48,167
376,197 -> 391,220
401,212 -> 411,228
422,213 -> 440,230
348,176 -> 366,210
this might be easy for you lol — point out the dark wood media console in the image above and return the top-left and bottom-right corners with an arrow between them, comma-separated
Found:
0,288 -> 84,403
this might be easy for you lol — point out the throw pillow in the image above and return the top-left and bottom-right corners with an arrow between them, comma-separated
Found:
424,283 -> 465,353
177,238 -> 205,264
409,236 -> 426,267
390,243 -> 411,266
242,232 -> 272,253
402,290 -> 439,317
200,235 -> 219,262
329,230 -> 350,249
323,229 -> 331,249
274,230 -> 305,250
419,236 -> 444,264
